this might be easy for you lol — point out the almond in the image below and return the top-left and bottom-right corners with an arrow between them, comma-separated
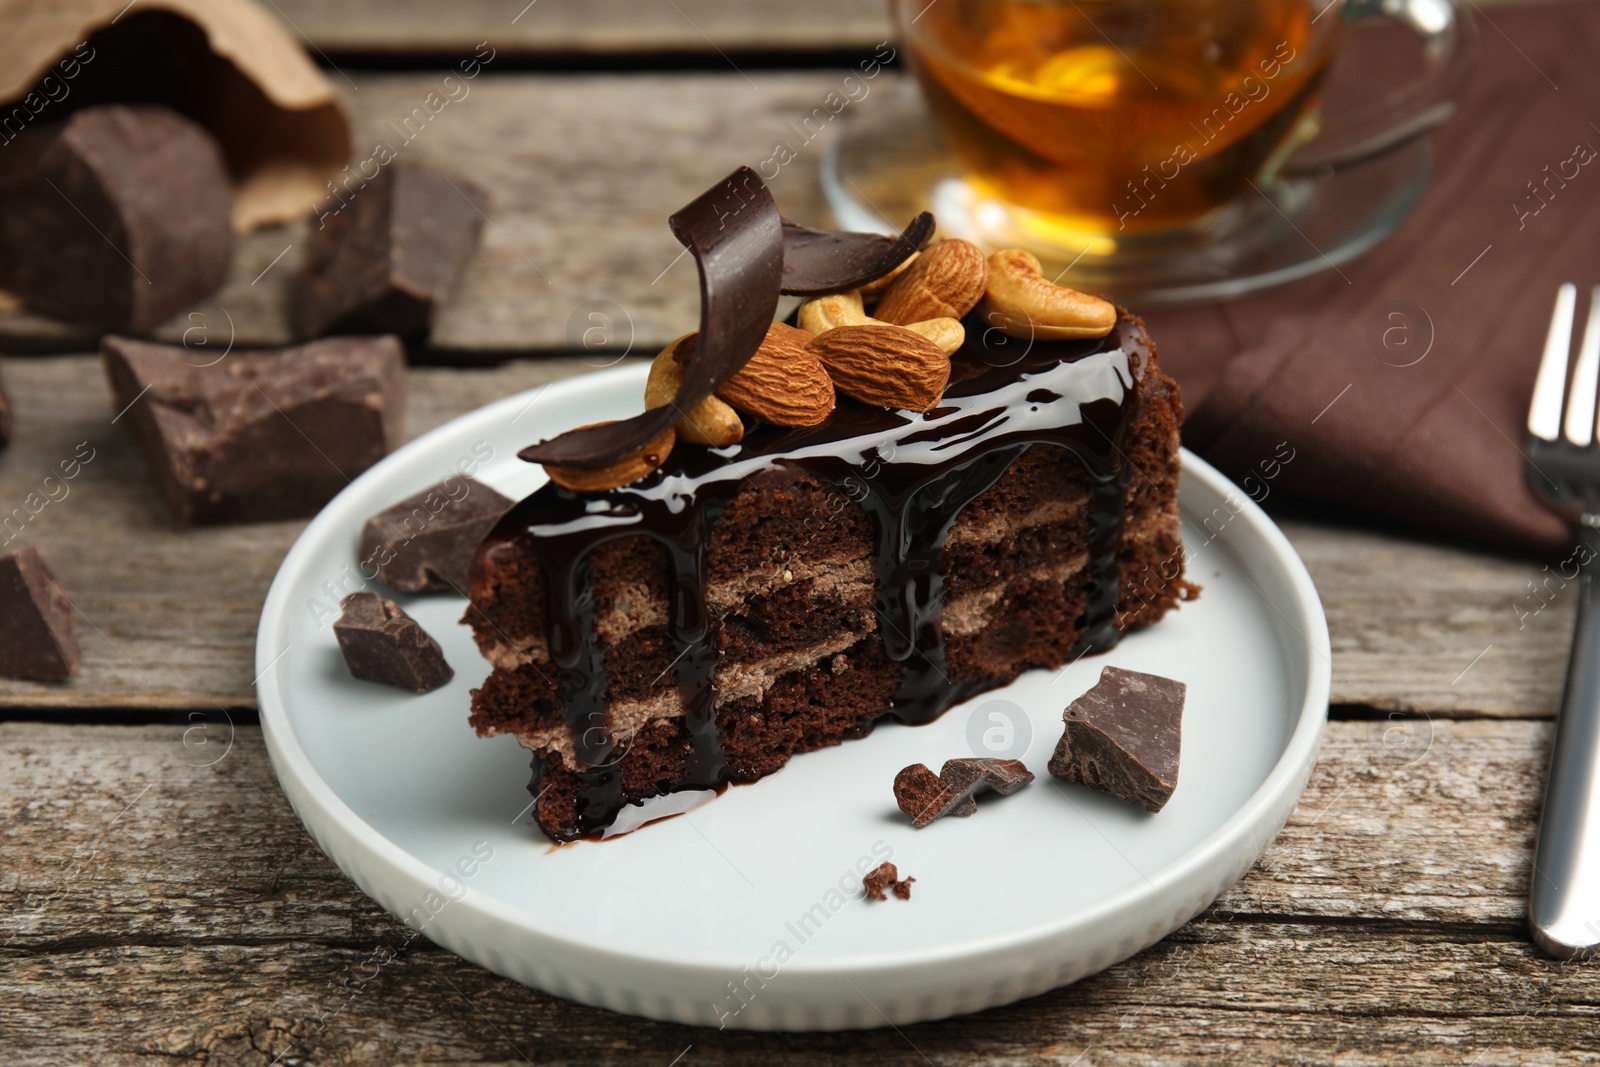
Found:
796,289 -> 965,355
544,422 -> 676,492
714,322 -> 835,426
808,325 -> 950,412
645,336 -> 744,447
874,239 -> 989,326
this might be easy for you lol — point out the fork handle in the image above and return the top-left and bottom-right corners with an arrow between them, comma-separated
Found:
1530,555 -> 1600,959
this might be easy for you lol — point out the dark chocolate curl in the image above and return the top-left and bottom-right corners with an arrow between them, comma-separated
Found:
779,212 -> 936,296
519,166 -> 785,469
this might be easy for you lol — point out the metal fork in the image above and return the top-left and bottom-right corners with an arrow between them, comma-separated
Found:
1526,282 -> 1600,960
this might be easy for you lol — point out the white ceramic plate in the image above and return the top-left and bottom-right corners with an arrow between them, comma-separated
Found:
257,363 -> 1329,1031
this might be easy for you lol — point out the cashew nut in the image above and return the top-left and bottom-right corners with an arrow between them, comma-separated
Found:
796,289 -> 965,355
645,335 -> 745,447
975,249 -> 1117,340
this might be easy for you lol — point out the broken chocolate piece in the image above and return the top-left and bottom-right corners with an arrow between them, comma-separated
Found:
334,592 -> 453,693
0,548 -> 82,681
102,335 -> 406,524
0,105 -> 233,332
1050,666 -> 1186,813
360,478 -> 513,593
893,757 -> 1034,828
516,167 -> 935,471
294,160 -> 487,340
862,861 -> 914,902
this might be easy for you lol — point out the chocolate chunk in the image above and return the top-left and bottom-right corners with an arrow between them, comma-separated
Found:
334,592 -> 453,693
862,861 -> 914,902
360,478 -> 513,593
516,167 -> 935,471
1050,666 -> 1186,813
295,161 -> 487,340
0,548 -> 82,681
0,106 -> 233,332
0,362 -> 12,450
893,757 -> 1034,828
102,335 -> 406,524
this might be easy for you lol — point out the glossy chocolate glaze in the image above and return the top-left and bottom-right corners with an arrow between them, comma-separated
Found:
485,315 -> 1148,839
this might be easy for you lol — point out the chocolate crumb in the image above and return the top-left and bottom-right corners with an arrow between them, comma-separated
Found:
1050,666 -> 1186,813
334,592 -> 453,693
863,861 -> 914,902
893,757 -> 1034,828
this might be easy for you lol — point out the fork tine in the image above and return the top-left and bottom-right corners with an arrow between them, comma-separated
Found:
1530,283 -> 1578,442
1565,287 -> 1600,445
1580,287 -> 1600,446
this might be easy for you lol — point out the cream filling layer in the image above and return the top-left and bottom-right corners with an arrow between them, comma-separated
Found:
500,545 -> 1131,768
480,491 -> 1114,670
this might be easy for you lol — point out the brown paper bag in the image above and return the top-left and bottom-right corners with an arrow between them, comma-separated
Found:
0,0 -> 352,230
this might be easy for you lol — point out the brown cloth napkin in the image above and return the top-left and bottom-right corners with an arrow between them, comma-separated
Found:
1145,0 -> 1600,556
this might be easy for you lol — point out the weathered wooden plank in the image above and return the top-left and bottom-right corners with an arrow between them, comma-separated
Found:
0,355 -> 608,708
0,70 -> 905,355
1279,519 -> 1568,718
0,720 -> 1589,1066
0,355 -> 1576,713
6,932 -> 1598,1066
271,0 -> 1548,57
278,0 -> 893,56
0,720 -> 1550,946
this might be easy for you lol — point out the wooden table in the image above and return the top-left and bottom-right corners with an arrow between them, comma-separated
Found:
2,3 -> 1594,1063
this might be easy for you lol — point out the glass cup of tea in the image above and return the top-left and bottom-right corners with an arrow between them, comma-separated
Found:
823,0 -> 1476,300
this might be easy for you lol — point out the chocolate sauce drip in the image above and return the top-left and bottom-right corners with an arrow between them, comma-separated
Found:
489,317 -> 1146,837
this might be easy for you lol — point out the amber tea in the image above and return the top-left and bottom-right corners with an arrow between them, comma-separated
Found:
904,0 -> 1338,235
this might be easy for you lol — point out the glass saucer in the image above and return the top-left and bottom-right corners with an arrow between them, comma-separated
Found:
820,81 -> 1431,304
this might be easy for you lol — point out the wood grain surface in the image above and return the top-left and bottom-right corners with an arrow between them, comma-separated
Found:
276,0 -> 893,56
2,719 -> 1592,1067
0,2 -> 1593,1062
0,353 -> 1572,714
0,70 -> 918,355
269,0 -> 1547,56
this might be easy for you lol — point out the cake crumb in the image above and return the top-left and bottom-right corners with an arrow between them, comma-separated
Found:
863,861 -> 914,902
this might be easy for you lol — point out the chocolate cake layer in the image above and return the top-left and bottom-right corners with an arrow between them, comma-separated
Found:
468,311 -> 1189,841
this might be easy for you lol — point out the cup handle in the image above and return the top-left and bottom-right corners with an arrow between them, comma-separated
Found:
1280,0 -> 1478,176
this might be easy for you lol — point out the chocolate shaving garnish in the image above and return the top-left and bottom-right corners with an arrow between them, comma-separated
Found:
893,757 -> 1034,828
778,213 -> 934,296
516,170 -> 935,470
519,166 -> 784,469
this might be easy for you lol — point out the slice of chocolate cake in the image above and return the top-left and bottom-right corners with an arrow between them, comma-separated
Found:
465,168 -> 1192,842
